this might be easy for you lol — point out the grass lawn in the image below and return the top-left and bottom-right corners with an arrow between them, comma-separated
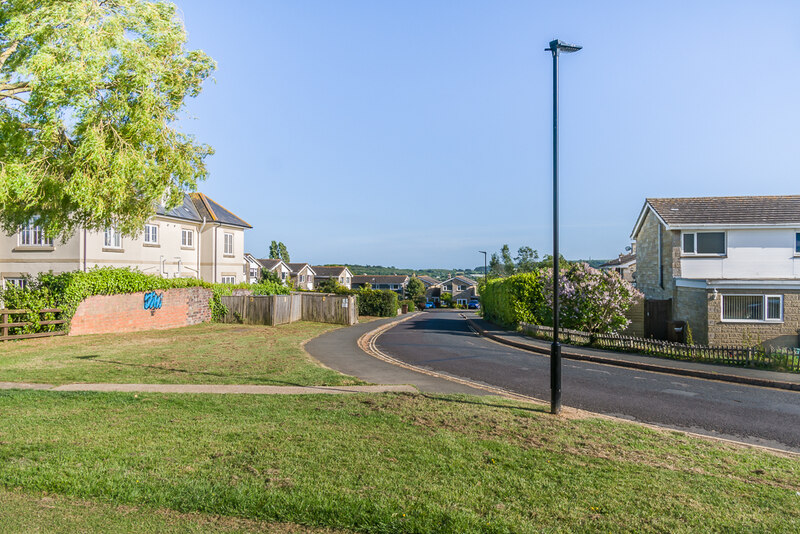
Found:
0,390 -> 797,533
0,322 -> 362,386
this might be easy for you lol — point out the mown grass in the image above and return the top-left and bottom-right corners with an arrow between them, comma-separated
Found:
0,322 -> 361,386
0,390 -> 797,533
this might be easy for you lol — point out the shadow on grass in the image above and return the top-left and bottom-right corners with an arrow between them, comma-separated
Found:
73,355 -> 311,387
419,392 -> 547,414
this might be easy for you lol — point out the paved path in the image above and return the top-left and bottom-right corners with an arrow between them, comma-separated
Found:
375,310 -> 800,452
0,382 -> 417,395
305,315 -> 492,395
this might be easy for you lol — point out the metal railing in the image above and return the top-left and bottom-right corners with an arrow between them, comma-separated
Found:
521,323 -> 800,373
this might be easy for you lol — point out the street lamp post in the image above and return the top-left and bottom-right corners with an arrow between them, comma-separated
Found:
545,38 -> 581,415
479,251 -> 487,283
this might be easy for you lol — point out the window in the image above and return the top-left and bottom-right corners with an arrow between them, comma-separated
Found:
443,285 -> 451,291
457,299 -> 468,306
339,276 -> 344,283
682,232 -> 725,255
221,275 -> 236,284
722,295 -> 782,322
19,221 -> 53,246
796,232 -> 800,255
299,275 -> 305,283
457,285 -> 465,291
391,284 -> 399,290
281,271 -> 287,280
4,278 -> 28,289
104,227 -> 122,249
223,233 -> 233,255
181,229 -> 194,248
249,268 -> 258,278
144,224 -> 158,244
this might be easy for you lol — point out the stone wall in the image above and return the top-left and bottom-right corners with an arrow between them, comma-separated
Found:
635,209 -> 680,300
673,286 -> 709,345
706,289 -> 800,348
69,287 -> 212,336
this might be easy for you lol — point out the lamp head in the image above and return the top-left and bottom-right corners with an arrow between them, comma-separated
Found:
546,39 -> 582,55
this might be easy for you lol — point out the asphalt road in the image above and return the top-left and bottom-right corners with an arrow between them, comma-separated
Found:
376,310 -> 800,452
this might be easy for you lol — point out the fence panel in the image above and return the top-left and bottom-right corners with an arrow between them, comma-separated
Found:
1,308 -> 66,342
219,294 -> 358,327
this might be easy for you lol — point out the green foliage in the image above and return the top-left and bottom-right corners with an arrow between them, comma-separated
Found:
268,241 -> 290,263
441,293 -> 453,307
356,288 -> 398,317
413,294 -> 427,311
316,278 -> 348,294
501,244 -> 515,276
406,276 -> 425,300
0,0 -> 216,238
260,268 -> 282,285
480,273 -> 546,328
0,267 -> 289,330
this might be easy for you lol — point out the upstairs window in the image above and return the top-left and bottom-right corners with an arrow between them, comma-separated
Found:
682,232 -> 725,255
144,224 -> 158,244
19,221 -> 53,246
223,233 -> 233,255
104,227 -> 122,249
795,232 -> 800,254
181,229 -> 194,248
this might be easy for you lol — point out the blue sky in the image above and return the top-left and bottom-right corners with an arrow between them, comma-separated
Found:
176,1 -> 800,269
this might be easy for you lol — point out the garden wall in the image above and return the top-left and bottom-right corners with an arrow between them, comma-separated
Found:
69,287 -> 212,336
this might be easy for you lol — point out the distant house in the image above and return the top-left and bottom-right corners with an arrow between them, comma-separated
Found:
311,266 -> 353,290
287,262 -> 316,291
1,192 -> 251,287
243,255 -> 292,285
439,275 -> 479,306
631,195 -> 800,347
351,275 -> 409,296
600,251 -> 636,284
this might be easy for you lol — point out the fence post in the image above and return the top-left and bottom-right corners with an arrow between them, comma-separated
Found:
1,310 -> 7,340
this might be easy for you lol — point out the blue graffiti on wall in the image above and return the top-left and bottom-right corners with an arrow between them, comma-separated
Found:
143,291 -> 163,311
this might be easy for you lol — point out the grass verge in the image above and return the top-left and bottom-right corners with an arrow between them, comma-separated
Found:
0,322 -> 362,386
0,390 -> 797,533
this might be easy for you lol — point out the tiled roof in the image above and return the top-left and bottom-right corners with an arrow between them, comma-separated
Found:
312,266 -> 349,277
647,196 -> 800,226
600,253 -> 636,268
189,192 -> 252,228
442,275 -> 478,286
417,275 -> 439,286
352,275 -> 409,285
286,263 -> 312,275
256,259 -> 284,271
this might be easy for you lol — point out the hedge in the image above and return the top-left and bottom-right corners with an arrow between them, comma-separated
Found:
0,267 -> 289,334
480,272 -> 546,328
356,288 -> 398,317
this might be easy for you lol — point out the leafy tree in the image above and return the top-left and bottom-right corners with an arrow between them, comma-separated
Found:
500,244 -> 515,276
268,240 -> 290,262
441,293 -> 453,307
317,278 -> 345,294
406,276 -> 425,300
515,246 -> 539,273
488,253 -> 503,278
0,0 -> 216,238
260,269 -> 281,285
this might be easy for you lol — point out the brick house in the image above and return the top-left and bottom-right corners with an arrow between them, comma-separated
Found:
439,275 -> 479,306
351,275 -> 409,296
287,263 -> 316,291
631,195 -> 800,348
1,193 -> 251,287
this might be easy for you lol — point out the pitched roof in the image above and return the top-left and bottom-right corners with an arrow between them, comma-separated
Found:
646,196 -> 800,228
286,263 -> 314,275
189,192 -> 252,228
442,275 -> 478,286
600,253 -> 636,268
157,194 -> 202,221
256,259 -> 286,271
352,275 -> 409,285
311,266 -> 350,277
417,275 -> 439,286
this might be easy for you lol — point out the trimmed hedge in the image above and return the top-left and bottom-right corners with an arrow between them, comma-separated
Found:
0,267 -> 289,334
480,273 -> 546,328
357,288 -> 398,317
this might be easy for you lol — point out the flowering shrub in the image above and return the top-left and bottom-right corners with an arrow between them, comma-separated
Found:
481,264 -> 642,333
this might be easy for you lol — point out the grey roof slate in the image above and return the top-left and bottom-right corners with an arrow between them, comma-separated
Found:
312,266 -> 349,278
352,275 -> 409,285
600,253 -> 636,268
155,193 -> 251,228
647,196 -> 800,226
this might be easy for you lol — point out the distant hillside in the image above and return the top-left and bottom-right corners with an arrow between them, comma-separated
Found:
328,264 -> 483,281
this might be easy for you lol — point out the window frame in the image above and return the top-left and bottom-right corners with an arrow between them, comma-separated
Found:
104,227 -> 122,249
721,294 -> 783,323
221,275 -> 236,284
223,233 -> 234,255
181,228 -> 194,249
3,278 -> 28,290
143,224 -> 159,245
681,231 -> 726,256
18,220 -> 54,247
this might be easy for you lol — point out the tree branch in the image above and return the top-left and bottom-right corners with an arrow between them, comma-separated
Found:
0,41 -> 19,70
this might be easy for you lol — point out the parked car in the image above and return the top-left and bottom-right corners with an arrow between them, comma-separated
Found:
425,301 -> 435,309
468,297 -> 481,309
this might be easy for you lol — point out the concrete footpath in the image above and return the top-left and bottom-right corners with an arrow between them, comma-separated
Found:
465,314 -> 800,392
0,382 -> 417,394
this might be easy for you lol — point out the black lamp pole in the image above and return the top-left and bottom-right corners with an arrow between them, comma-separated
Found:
545,38 -> 581,415
479,251 -> 487,283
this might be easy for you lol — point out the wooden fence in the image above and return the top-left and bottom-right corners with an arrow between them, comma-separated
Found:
1,308 -> 66,342
521,323 -> 800,372
219,293 -> 357,326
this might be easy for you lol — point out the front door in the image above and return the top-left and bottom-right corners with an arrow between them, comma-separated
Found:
644,299 -> 672,340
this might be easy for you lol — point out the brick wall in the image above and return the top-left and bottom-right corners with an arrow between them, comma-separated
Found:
707,289 -> 800,348
69,287 -> 212,336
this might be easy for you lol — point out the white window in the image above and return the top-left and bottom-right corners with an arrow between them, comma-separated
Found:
443,285 -> 451,291
181,229 -> 194,248
339,276 -> 344,283
391,284 -> 399,290
221,275 -> 236,284
249,268 -> 258,278
3,278 -> 28,289
144,224 -> 158,244
457,299 -> 468,306
104,227 -> 122,249
18,221 -> 53,246
722,294 -> 782,322
372,284 -> 378,289
795,232 -> 800,255
457,285 -> 465,291
281,271 -> 287,280
299,274 -> 305,283
223,233 -> 233,255
682,232 -> 726,255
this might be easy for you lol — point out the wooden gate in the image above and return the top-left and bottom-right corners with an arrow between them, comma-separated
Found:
644,299 -> 671,340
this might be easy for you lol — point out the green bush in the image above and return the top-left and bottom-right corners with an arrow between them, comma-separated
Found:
356,288 -> 398,317
0,267 -> 290,331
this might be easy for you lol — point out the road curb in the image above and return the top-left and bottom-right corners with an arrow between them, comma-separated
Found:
464,317 -> 800,393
